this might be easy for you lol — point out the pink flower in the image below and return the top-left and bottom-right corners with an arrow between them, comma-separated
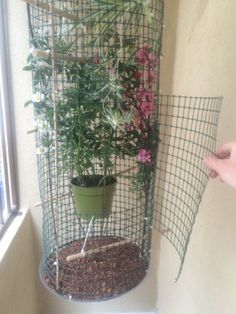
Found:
137,88 -> 155,117
148,52 -> 158,68
133,71 -> 143,81
93,51 -> 99,64
136,46 -> 158,69
134,114 -> 144,129
139,101 -> 155,117
136,46 -> 149,65
124,91 -> 130,98
137,149 -> 152,163
143,70 -> 156,85
137,87 -> 154,102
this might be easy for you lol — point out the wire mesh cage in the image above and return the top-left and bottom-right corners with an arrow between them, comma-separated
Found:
23,0 -> 222,302
24,0 -> 164,301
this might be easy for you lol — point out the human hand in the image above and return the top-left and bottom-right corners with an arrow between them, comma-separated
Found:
203,142 -> 236,190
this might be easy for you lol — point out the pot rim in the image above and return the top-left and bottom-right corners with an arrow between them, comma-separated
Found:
71,175 -> 117,188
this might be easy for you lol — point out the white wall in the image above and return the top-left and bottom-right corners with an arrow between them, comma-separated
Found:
157,1 -> 236,313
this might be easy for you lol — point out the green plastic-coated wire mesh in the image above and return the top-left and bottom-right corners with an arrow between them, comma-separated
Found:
154,95 -> 222,280
25,0 -> 164,301
24,0 -> 222,301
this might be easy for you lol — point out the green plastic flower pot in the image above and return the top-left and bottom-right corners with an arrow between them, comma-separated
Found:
71,176 -> 117,220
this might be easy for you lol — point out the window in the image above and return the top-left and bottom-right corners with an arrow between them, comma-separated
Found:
0,0 -> 18,238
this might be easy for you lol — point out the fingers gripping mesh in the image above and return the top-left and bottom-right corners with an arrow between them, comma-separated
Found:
154,95 -> 222,280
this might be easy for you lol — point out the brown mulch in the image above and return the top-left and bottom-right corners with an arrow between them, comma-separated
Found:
44,236 -> 146,301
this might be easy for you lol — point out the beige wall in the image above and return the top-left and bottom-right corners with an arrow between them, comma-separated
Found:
0,211 -> 38,314
157,1 -> 236,314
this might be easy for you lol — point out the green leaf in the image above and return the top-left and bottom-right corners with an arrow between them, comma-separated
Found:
27,54 -> 34,63
24,100 -> 32,107
23,65 -> 32,71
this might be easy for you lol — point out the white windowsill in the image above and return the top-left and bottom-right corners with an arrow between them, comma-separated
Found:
0,207 -> 28,262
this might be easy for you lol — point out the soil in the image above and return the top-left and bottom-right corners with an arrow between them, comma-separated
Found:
44,236 -> 146,301
71,175 -> 116,187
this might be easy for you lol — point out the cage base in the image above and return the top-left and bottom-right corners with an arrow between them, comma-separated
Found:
39,236 -> 148,302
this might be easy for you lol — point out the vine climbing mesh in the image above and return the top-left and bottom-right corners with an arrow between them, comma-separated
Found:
24,0 -> 222,301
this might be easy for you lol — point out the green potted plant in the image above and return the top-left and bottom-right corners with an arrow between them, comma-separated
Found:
57,60 -> 131,219
59,46 -> 159,219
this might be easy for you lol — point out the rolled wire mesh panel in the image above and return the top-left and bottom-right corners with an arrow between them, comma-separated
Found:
154,95 -> 222,280
24,0 -> 164,301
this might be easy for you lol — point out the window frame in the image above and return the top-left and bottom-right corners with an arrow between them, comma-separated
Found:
0,0 -> 19,238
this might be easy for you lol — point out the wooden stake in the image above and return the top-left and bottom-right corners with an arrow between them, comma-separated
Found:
66,234 -> 148,262
22,0 -> 78,22
115,165 -> 138,176
49,3 -> 60,292
32,49 -> 82,63
33,192 -> 70,208
27,127 -> 38,134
